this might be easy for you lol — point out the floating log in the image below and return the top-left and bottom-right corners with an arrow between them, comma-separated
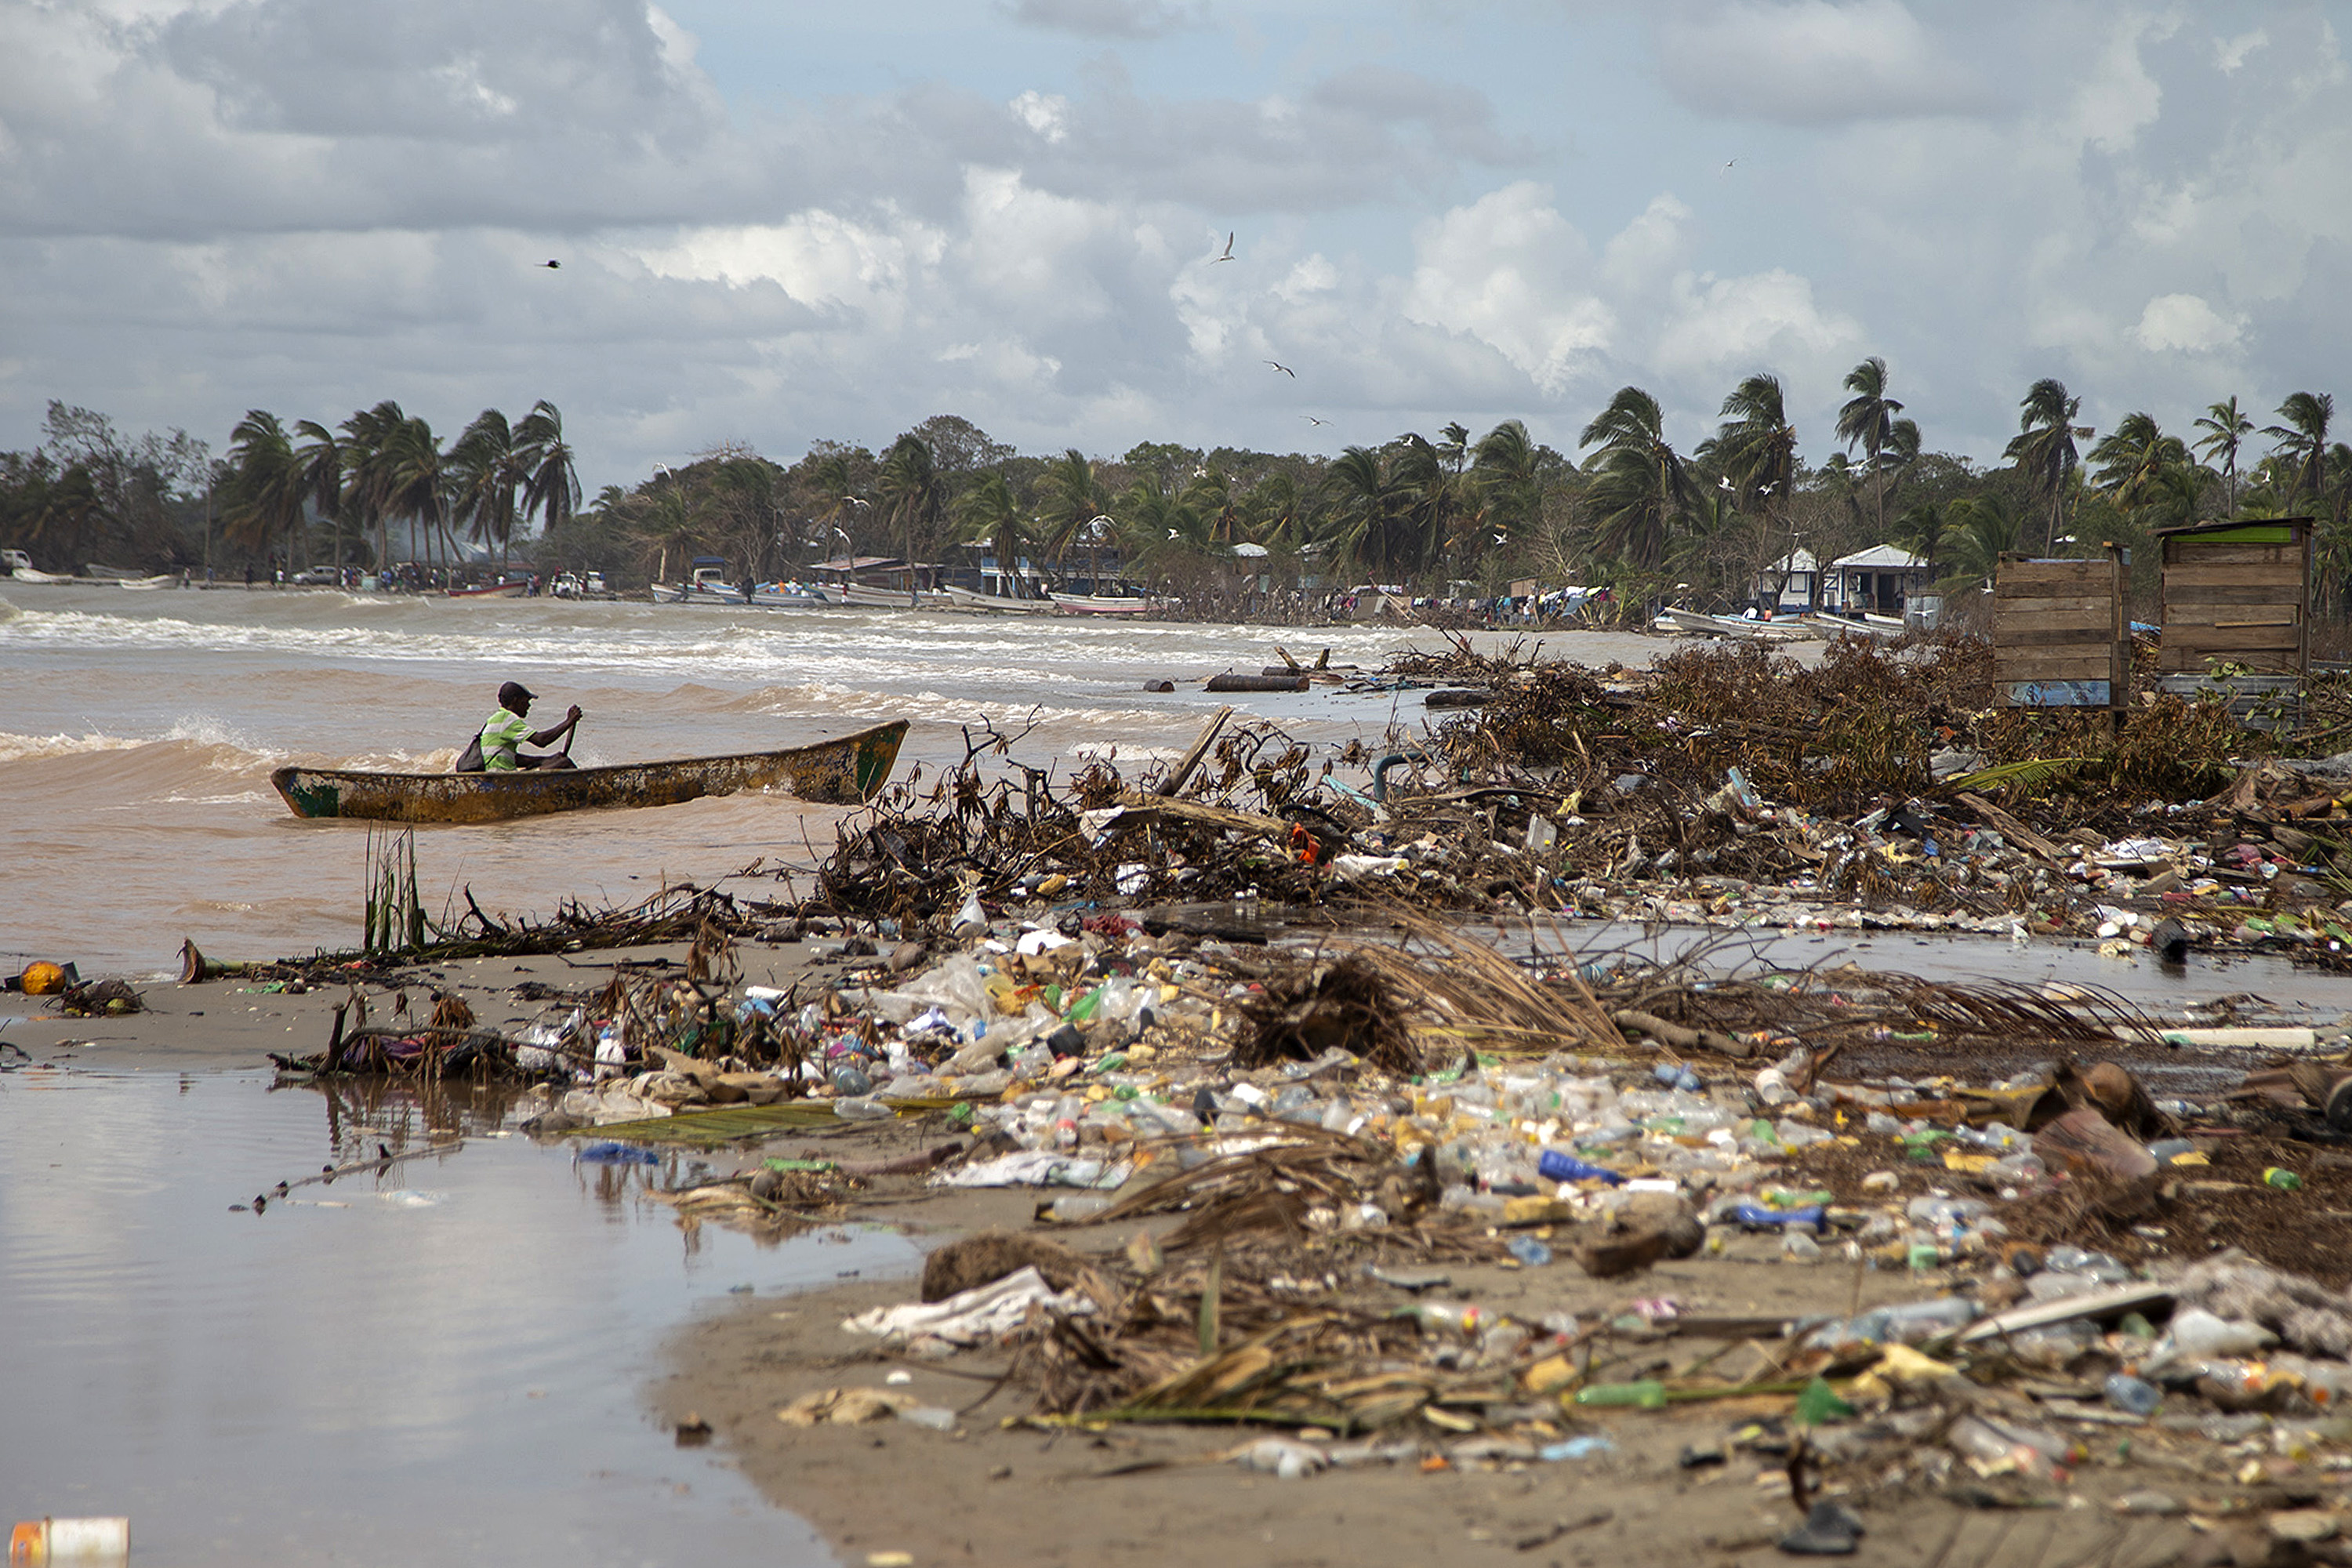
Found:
1207,673 -> 1308,693
1425,688 -> 1496,709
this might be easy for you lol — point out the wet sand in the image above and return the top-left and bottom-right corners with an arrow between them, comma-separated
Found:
9,929 -> 2327,1568
648,1120 -> 2196,1568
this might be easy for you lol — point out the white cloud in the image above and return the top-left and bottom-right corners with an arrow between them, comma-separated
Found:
1403,183 -> 1613,395
1658,1 -> 1989,125
2133,292 -> 2241,354
2215,28 -> 2267,74
1003,0 -> 1205,40
1010,89 -> 1069,143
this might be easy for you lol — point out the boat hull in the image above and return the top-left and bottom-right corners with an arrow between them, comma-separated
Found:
942,585 -> 1054,614
448,582 -> 528,599
1050,592 -> 1155,615
1663,608 -> 1813,641
270,721 -> 909,823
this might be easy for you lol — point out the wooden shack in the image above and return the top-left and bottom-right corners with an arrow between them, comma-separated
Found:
1991,551 -> 2125,711
2155,517 -> 2312,677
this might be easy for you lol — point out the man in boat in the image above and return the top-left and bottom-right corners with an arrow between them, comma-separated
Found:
470,681 -> 582,771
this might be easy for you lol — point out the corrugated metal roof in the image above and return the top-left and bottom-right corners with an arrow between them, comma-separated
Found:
1830,544 -> 1928,570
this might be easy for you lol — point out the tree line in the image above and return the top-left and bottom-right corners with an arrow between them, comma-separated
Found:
5,372 -> 2347,616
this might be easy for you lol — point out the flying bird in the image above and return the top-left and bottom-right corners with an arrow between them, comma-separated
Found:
1719,159 -> 1737,174
1493,533 -> 1508,545
540,260 -> 561,269
1211,231 -> 1236,263
1719,475 -> 1734,490
1167,528 -> 1180,539
1303,415 -> 1330,426
1265,360 -> 1295,377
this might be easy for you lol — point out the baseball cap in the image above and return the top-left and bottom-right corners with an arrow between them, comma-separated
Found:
498,681 -> 535,707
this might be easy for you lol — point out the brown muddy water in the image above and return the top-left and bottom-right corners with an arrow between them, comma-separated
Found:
0,1064 -> 915,1565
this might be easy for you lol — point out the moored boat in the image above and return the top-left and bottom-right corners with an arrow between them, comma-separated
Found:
1050,590 -> 1156,616
1662,608 -> 1814,641
1801,611 -> 1904,640
750,582 -> 829,608
942,584 -> 1054,614
270,720 -> 909,824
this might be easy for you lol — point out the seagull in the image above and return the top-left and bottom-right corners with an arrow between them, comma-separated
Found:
1265,360 -> 1295,377
1493,533 -> 1508,545
1720,159 -> 1737,174
1303,415 -> 1330,426
1211,231 -> 1235,263
540,260 -> 561,269
1167,528 -> 1179,539
1719,475 -> 1735,491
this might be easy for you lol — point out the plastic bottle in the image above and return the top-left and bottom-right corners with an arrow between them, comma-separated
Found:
2163,1309 -> 2277,1360
1538,1149 -> 1626,1185
2104,1374 -> 2162,1417
1731,1202 -> 1824,1232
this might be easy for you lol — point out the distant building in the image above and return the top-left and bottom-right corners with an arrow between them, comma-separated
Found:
1751,549 -> 1817,614
1827,545 -> 1931,615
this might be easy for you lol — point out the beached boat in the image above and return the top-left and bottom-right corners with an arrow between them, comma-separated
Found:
1050,590 -> 1156,616
942,584 -> 1055,615
448,580 -> 528,599
8,567 -> 79,585
1801,612 -> 1904,640
1661,608 -> 1813,641
270,720 -> 909,824
119,574 -> 180,590
750,582 -> 829,608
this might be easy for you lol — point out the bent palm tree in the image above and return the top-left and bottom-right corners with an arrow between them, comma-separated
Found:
1035,448 -> 1108,568
2089,412 -> 2193,518
875,434 -> 943,565
451,408 -> 522,572
954,472 -> 1030,586
2263,391 -> 2335,509
2194,397 -> 2255,515
225,410 -> 307,562
2004,378 -> 2091,552
516,401 -> 579,558
1835,357 -> 1903,533
1578,386 -> 1691,572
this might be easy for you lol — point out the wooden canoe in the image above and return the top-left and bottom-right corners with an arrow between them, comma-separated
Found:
270,720 -> 909,823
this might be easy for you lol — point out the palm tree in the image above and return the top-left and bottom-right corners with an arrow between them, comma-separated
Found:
1035,448 -> 1108,570
1942,493 -> 2022,589
1835,357 -> 1904,533
516,401 -> 579,555
2194,397 -> 2255,515
292,420 -> 347,569
874,434 -> 942,565
954,472 -> 1029,589
451,408 -> 522,573
1578,386 -> 1692,571
2089,412 -> 2194,517
1316,446 -> 1412,581
224,410 -> 306,563
339,401 -> 409,574
377,413 -> 451,576
2263,391 -> 2335,509
2004,378 -> 2091,552
1895,500 -> 1951,585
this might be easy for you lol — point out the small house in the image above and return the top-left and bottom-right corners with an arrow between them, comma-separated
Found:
1751,549 -> 1817,615
1827,545 -> 1932,615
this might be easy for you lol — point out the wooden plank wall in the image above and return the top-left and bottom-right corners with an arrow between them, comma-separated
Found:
1993,554 -> 2124,708
2158,539 -> 2308,674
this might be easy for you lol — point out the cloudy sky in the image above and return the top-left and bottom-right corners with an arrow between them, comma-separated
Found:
3,0 -> 2347,491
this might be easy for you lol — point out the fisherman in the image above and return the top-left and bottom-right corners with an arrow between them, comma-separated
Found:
464,681 -> 582,771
